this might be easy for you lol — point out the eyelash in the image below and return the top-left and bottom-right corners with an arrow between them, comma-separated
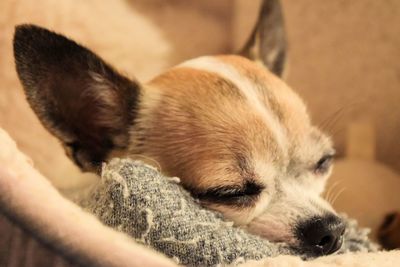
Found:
193,181 -> 264,205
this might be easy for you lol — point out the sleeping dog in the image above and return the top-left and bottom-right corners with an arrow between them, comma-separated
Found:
13,0 -> 344,256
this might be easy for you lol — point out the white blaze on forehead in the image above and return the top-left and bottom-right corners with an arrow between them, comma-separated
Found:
177,56 -> 288,154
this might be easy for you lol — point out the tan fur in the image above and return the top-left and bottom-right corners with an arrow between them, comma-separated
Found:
135,67 -> 264,188
121,56 -> 335,232
217,55 -> 310,137
128,64 -> 284,224
215,56 -> 334,174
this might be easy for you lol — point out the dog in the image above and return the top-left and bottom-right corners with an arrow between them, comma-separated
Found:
13,0 -> 344,256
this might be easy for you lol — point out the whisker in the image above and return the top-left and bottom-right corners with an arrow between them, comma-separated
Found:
320,106 -> 347,132
319,99 -> 365,135
330,126 -> 346,140
324,180 -> 341,204
331,187 -> 347,206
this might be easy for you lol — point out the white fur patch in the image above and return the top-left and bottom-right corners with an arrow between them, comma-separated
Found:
177,56 -> 288,154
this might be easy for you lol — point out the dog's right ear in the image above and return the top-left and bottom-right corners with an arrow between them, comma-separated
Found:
13,24 -> 140,172
240,0 -> 287,77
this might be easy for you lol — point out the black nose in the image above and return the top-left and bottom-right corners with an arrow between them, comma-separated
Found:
296,215 -> 345,256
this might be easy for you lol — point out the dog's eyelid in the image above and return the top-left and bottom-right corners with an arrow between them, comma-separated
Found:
319,149 -> 335,159
328,149 -> 336,157
241,180 -> 265,195
313,154 -> 334,175
193,181 -> 264,203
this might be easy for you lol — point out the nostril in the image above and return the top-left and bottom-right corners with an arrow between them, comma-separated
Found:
319,235 -> 333,247
319,234 -> 340,255
296,216 -> 345,256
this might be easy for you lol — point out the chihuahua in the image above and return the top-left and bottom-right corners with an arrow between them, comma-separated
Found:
13,0 -> 344,257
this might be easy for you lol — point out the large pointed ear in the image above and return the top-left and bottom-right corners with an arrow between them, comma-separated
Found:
240,0 -> 287,77
13,24 -> 140,172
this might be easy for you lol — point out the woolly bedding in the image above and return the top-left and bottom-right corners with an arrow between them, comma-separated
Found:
0,127 -> 399,267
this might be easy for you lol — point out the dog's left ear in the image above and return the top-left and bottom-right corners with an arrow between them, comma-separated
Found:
240,0 -> 287,77
13,24 -> 140,172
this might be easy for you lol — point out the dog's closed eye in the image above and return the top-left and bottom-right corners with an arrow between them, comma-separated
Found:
314,154 -> 334,175
193,181 -> 264,206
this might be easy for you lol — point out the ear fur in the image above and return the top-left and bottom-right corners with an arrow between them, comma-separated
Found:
13,24 -> 140,171
240,0 -> 287,77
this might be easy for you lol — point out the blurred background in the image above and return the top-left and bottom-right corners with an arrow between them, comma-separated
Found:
133,0 -> 400,172
0,0 -> 399,253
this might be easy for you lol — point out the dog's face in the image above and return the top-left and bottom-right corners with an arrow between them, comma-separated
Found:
13,0 -> 345,256
139,55 -> 342,256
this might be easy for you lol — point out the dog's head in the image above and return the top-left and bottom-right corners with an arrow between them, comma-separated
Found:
13,0 -> 344,256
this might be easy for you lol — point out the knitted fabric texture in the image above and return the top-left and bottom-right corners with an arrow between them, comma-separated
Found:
80,158 -> 378,266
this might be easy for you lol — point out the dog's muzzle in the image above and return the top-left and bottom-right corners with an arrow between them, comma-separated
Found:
296,215 -> 345,256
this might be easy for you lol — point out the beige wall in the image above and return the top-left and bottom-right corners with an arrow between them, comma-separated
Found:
128,0 -> 232,67
282,0 -> 400,172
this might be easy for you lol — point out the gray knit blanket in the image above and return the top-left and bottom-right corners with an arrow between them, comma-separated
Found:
80,158 -> 378,266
